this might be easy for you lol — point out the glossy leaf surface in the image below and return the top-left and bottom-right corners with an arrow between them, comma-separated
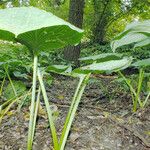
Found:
75,57 -> 132,74
111,20 -> 150,52
0,7 -> 83,54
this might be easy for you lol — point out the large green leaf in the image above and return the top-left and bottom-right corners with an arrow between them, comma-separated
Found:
46,65 -> 72,74
79,53 -> 123,63
0,7 -> 83,54
111,20 -> 150,52
46,64 -> 89,79
74,57 -> 132,74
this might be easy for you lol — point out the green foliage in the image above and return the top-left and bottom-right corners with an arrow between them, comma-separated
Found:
4,81 -> 26,100
0,6 -> 84,150
81,42 -> 150,62
75,57 -> 132,74
79,53 -> 123,63
132,58 -> 150,68
0,41 -> 32,79
30,0 -> 69,20
111,19 -> 150,111
111,20 -> 150,52
117,45 -> 150,60
47,64 -> 72,74
81,43 -> 112,57
0,7 -> 83,55
85,0 -> 150,43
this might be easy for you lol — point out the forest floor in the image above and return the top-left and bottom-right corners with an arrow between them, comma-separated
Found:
0,75 -> 150,150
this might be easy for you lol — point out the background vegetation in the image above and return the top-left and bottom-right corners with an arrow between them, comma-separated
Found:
0,0 -> 150,65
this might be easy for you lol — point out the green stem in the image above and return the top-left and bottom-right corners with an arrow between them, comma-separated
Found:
37,68 -> 59,150
143,91 -> 150,107
118,71 -> 141,111
0,75 -> 6,96
0,98 -> 13,112
27,55 -> 38,150
17,88 -> 32,112
32,86 -> 41,142
4,66 -> 17,97
59,73 -> 91,150
0,91 -> 31,123
59,75 -> 84,147
0,98 -> 17,123
118,71 -> 136,96
134,69 -> 144,111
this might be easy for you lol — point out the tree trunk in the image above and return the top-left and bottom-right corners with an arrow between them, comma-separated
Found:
92,0 -> 110,44
64,0 -> 85,66
93,16 -> 107,44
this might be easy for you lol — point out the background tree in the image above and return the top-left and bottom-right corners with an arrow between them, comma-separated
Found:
63,0 -> 85,66
92,0 -> 150,44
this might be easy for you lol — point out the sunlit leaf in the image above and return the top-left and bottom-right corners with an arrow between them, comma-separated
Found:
79,53 -> 123,63
74,57 -> 132,74
111,20 -> 150,52
0,7 -> 83,54
134,38 -> 150,48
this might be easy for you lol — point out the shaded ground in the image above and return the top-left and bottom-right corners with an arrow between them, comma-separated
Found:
0,75 -> 150,150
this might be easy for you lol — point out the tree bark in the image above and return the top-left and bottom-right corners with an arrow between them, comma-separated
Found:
92,0 -> 110,44
93,17 -> 107,44
64,0 -> 85,66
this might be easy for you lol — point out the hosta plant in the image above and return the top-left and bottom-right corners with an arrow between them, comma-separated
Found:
46,55 -> 132,150
117,58 -> 150,112
0,7 -> 83,150
111,20 -> 150,111
111,20 -> 150,52
0,59 -> 24,123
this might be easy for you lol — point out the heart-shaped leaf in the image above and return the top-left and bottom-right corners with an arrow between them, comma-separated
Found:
74,57 -> 132,74
111,20 -> 150,52
0,7 -> 83,55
